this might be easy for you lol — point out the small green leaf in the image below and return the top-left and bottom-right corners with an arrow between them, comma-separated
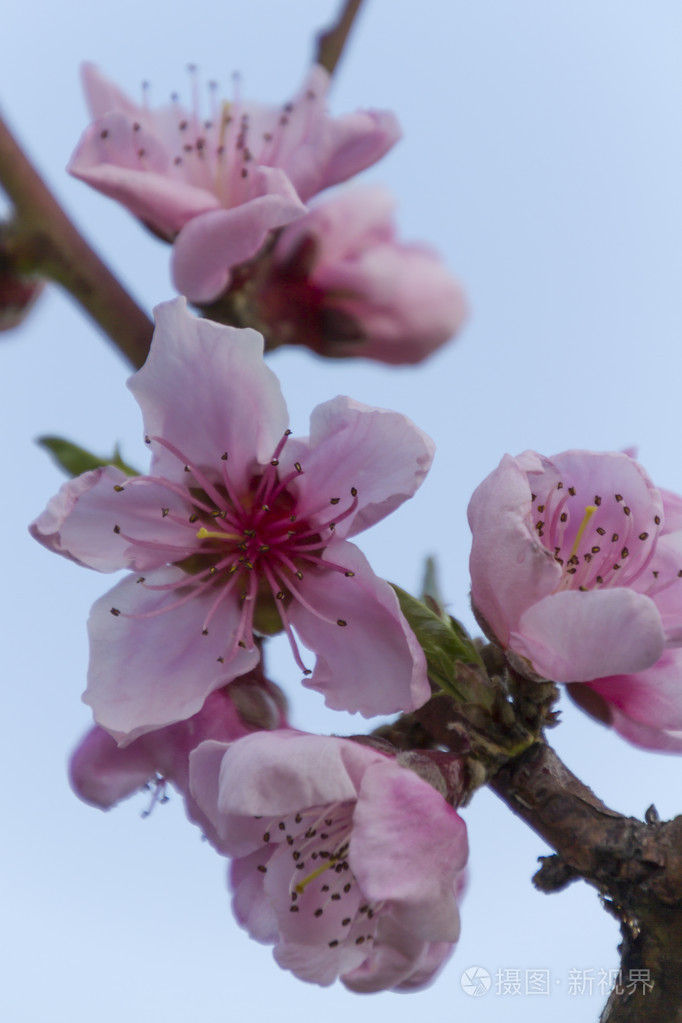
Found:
392,584 -> 489,705
37,435 -> 140,478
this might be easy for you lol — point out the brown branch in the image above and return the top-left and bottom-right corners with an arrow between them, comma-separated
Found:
315,0 -> 366,75
490,744 -> 682,1021
0,109 -> 153,368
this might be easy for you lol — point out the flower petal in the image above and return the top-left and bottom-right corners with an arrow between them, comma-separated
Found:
584,649 -> 682,751
171,178 -> 307,302
280,395 -> 435,539
129,298 -> 289,489
69,726 -> 158,808
30,465 -> 197,572
468,453 -> 561,645
287,542 -> 430,716
351,760 -> 466,942
85,567 -> 259,742
513,588 -> 665,682
69,113 -> 221,238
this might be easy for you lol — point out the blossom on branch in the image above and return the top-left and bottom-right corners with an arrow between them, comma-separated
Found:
69,63 -> 400,302
190,730 -> 468,992
213,185 -> 467,364
469,449 -> 682,749
30,299 -> 433,742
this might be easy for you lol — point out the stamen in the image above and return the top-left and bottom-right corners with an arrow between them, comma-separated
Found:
570,505 -> 598,561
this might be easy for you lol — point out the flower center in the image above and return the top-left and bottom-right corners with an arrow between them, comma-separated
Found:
109,432 -> 358,673
253,801 -> 382,953
530,479 -> 661,592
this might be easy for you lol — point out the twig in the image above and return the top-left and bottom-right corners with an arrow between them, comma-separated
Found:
0,109 -> 153,368
315,0 -> 366,75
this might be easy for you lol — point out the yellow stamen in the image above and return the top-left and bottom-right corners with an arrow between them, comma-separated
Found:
196,526 -> 240,542
293,857 -> 337,896
569,505 -> 598,560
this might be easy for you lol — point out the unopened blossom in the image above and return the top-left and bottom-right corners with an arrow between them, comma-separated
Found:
69,64 -> 400,302
469,450 -> 682,745
255,186 -> 468,363
31,298 -> 433,742
190,731 -> 468,992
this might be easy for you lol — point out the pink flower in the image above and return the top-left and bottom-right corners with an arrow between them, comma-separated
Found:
190,730 -> 468,992
70,674 -> 287,846
249,186 -> 467,364
31,299 -> 433,742
469,450 -> 682,746
69,64 -> 400,303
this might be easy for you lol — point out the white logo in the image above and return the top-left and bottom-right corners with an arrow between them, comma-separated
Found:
460,966 -> 492,997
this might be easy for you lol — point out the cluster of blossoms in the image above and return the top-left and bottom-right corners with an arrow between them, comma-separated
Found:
29,52 -> 682,1002
32,298 -> 468,988
68,63 -> 466,363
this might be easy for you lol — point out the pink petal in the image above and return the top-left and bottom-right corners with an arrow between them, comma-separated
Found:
80,63 -> 141,119
213,731 -> 384,819
585,648 -> 682,751
318,242 -> 467,365
351,760 -> 466,942
342,916 -> 449,993
69,113 -> 220,238
468,453 -> 562,644
280,395 -> 435,539
129,298 -> 289,490
311,108 -> 402,196
230,849 -> 280,944
171,176 -> 307,302
85,567 -> 259,742
513,588 -> 665,682
30,466 -> 196,573
287,542 -> 430,715
69,726 -> 157,808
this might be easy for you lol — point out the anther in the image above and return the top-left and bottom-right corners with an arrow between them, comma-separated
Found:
113,524 -> 121,534
110,608 -> 120,616
257,865 -> 267,873
568,487 -> 576,496
162,508 -> 169,517
639,532 -> 649,541
113,484 -> 124,492
344,571 -> 355,578
330,498 -> 340,505
202,628 -> 209,636
294,462 -> 302,473
655,516 -> 661,525
351,487 -> 357,497
337,619 -> 347,627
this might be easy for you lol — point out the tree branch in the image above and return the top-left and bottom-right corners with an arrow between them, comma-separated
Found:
315,0 -> 366,75
0,109 -> 153,368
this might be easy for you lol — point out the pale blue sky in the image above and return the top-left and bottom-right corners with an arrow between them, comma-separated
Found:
3,3 -> 682,1021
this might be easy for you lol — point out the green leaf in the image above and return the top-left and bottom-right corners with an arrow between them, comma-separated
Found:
37,435 -> 140,478
392,584 -> 488,704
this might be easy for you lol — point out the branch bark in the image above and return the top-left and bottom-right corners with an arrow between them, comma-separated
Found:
315,0 -> 366,75
0,109 -> 153,368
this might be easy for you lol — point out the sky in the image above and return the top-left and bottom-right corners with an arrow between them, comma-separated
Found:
2,2 -> 682,1021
